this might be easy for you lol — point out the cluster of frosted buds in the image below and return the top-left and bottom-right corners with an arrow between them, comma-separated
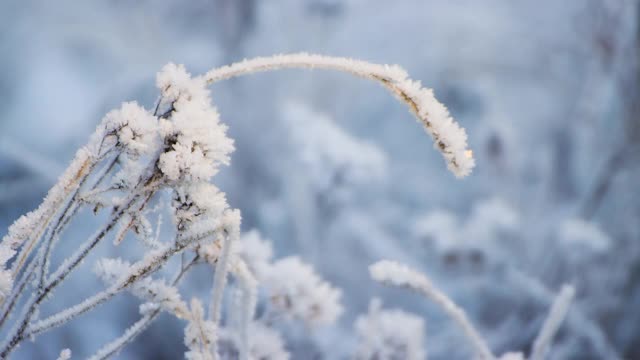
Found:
172,183 -> 228,233
156,63 -> 234,184
261,256 -> 343,327
100,101 -> 160,158
234,231 -> 343,327
152,63 -> 239,250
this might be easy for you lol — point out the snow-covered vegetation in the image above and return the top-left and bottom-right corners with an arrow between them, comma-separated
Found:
0,54 -> 487,359
1,1 -> 639,359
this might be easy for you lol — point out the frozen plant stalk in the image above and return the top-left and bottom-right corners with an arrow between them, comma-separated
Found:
530,285 -> 575,360
370,260 -> 575,360
370,260 -> 495,360
203,53 -> 475,177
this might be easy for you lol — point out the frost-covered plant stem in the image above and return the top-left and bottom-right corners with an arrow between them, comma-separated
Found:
38,153 -> 121,290
0,96 -> 163,352
87,255 -> 199,360
0,192 -> 145,358
370,260 -> 495,360
530,285 -> 575,360
37,182 -> 84,290
26,230 -> 208,337
0,260 -> 34,328
506,269 -> 619,359
207,229 -> 236,358
1,150 -> 161,357
238,283 -> 256,360
203,53 -> 474,177
9,154 -> 96,279
0,155 -> 108,329
209,232 -> 233,323
370,261 -> 579,360
230,259 -> 257,360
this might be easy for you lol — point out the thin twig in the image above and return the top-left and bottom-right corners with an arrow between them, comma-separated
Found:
88,254 -> 201,360
27,240 -> 201,338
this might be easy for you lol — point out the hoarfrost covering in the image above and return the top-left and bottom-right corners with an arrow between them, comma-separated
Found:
234,229 -> 343,327
354,298 -> 426,360
94,258 -> 189,318
184,299 -> 217,360
236,229 -> 274,276
0,51 -> 478,358
157,63 -> 235,183
263,256 -> 343,327
101,102 -> 159,157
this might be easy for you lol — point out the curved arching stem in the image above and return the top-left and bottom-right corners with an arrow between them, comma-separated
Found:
201,53 -> 475,178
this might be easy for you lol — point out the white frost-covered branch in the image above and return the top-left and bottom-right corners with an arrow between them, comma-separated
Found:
530,285 -> 575,360
94,258 -> 189,318
27,231 -> 210,336
184,299 -> 216,360
1,147 -> 94,294
370,260 -> 495,360
230,259 -> 258,360
203,53 -> 474,177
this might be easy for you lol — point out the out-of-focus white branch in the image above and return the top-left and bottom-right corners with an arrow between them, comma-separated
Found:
231,259 -> 257,360
370,260 -> 495,360
530,285 -> 575,360
55,348 -> 71,360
